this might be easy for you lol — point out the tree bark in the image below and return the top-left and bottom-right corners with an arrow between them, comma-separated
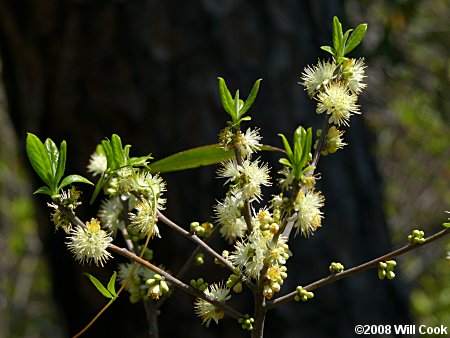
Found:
0,0 -> 409,337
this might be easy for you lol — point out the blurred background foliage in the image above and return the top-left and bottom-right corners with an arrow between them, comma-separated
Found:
348,0 -> 450,329
0,0 -> 448,337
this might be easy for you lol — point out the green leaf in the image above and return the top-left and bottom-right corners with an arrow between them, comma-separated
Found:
59,174 -> 93,191
239,79 -> 262,118
344,23 -> 367,55
279,158 -> 292,168
129,154 -> 152,167
233,90 -> 240,122
278,134 -> 293,163
26,133 -> 53,186
102,139 -> 113,169
300,127 -> 312,167
320,45 -> 335,56
293,126 -> 304,166
342,29 -> 353,45
443,223 -> 450,228
55,141 -> 67,186
111,134 -> 125,168
217,77 -> 235,119
44,138 -> 59,179
33,186 -> 52,195
107,271 -> 117,298
84,273 -> 114,299
332,16 -> 343,55
90,173 -> 107,205
150,144 -> 234,174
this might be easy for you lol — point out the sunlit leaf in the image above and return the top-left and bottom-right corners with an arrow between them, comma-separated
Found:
84,273 -> 114,299
26,133 -> 53,186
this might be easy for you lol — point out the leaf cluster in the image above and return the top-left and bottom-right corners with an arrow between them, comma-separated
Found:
278,126 -> 314,181
321,16 -> 367,64
26,133 -> 92,198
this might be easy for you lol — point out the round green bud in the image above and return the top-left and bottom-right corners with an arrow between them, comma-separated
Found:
146,278 -> 156,286
418,238 -> 425,244
306,291 -> 314,299
408,235 -> 413,242
160,280 -> 170,294
412,229 -> 421,237
379,262 -> 387,269
386,260 -> 396,268
296,286 -> 303,293
419,231 -> 424,237
195,254 -> 204,266
294,295 -> 300,302
378,268 -> 386,280
386,271 -> 396,280
301,295 -> 308,302
190,279 -> 197,288
190,222 -> 200,232
198,284 -> 208,292
238,318 -> 244,324
271,282 -> 281,293
233,282 -> 243,294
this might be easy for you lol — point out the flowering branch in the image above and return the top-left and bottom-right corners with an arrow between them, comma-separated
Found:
157,211 -> 256,290
267,226 -> 450,310
108,244 -> 244,320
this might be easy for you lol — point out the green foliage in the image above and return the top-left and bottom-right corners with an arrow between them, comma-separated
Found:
84,272 -> 117,300
217,77 -> 261,126
321,16 -> 367,63
278,126 -> 314,180
26,133 -> 92,198
150,144 -> 234,174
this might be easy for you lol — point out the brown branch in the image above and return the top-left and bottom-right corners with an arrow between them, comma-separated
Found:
267,226 -> 450,310
233,147 -> 254,234
157,211 -> 256,290
108,244 -> 243,320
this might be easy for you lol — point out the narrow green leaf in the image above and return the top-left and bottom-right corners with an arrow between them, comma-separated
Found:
233,90 -> 240,122
342,29 -> 353,45
33,186 -> 52,195
59,174 -> 93,191
301,165 -> 315,175
84,273 -> 114,299
443,223 -> 450,228
44,138 -> 59,179
300,127 -> 312,168
344,23 -> 367,55
278,134 -> 293,163
55,141 -> 67,185
278,158 -> 293,168
150,144 -> 234,174
293,127 -> 304,166
90,173 -> 106,205
217,77 -> 235,119
320,45 -> 335,56
332,16 -> 343,55
102,139 -> 114,169
239,79 -> 262,118
107,271 -> 117,298
129,154 -> 152,167
111,134 -> 125,168
26,133 -> 53,186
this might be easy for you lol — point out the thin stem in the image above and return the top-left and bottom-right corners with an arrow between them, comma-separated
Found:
311,115 -> 330,169
157,211 -> 256,290
267,226 -> 450,310
251,266 -> 268,338
108,244 -> 244,320
72,298 -> 115,338
143,302 -> 159,338
233,147 -> 253,234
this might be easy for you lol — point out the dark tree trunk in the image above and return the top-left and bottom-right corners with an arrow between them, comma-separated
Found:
0,0 -> 409,337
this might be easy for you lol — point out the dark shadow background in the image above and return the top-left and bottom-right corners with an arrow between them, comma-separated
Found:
0,0 -> 414,337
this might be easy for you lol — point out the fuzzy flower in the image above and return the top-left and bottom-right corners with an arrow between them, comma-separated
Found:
218,159 -> 271,201
118,263 -> 142,302
215,193 -> 247,243
301,60 -> 338,97
236,128 -> 262,157
278,166 -> 295,190
316,83 -> 360,126
343,58 -> 367,94
129,199 -> 160,238
194,284 -> 231,327
132,172 -> 167,208
230,228 -> 272,279
293,190 -> 325,237
66,218 -> 113,267
87,152 -> 107,177
98,196 -> 125,234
